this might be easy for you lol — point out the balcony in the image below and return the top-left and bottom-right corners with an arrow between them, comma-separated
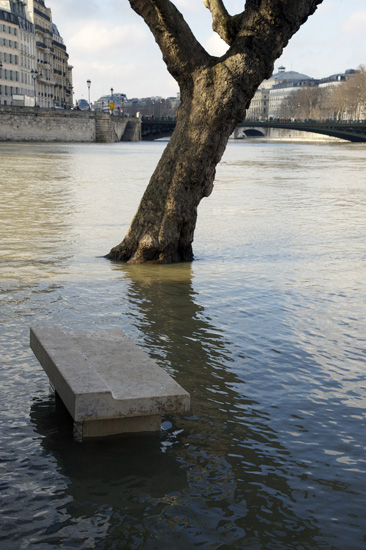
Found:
34,7 -> 51,22
36,41 -> 48,50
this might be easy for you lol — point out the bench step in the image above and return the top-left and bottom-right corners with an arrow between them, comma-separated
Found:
30,325 -> 190,439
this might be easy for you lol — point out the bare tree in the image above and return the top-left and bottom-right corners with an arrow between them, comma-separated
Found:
331,84 -> 350,120
342,66 -> 366,120
296,86 -> 322,119
279,86 -> 322,120
107,0 -> 323,264
279,92 -> 298,119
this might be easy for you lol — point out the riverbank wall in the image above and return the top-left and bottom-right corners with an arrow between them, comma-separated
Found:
0,107 -> 141,143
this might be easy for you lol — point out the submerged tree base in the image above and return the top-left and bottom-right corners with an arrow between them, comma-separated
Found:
105,242 -> 194,264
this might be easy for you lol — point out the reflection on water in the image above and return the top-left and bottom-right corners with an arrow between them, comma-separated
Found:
1,142 -> 365,549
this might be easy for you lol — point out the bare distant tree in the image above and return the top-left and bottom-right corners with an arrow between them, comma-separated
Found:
280,86 -> 322,120
342,66 -> 366,120
327,82 -> 352,120
279,92 -> 298,119
296,86 -> 322,119
107,0 -> 324,264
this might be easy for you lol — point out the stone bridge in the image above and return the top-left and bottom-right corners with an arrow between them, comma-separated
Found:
0,107 -> 141,143
141,118 -> 366,143
234,120 -> 366,142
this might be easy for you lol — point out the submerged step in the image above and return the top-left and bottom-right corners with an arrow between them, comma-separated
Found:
30,325 -> 190,439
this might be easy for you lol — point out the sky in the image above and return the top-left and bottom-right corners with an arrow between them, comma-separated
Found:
46,0 -> 366,103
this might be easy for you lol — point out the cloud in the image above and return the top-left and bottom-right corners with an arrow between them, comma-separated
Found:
68,22 -> 148,54
48,0 -> 102,21
341,11 -> 366,36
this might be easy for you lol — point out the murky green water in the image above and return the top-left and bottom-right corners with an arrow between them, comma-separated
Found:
1,140 -> 365,549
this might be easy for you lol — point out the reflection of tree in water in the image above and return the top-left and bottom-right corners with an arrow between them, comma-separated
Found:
105,263 -> 325,549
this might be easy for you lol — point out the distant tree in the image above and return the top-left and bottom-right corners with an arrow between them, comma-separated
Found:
319,67 -> 366,120
296,86 -> 322,119
279,86 -> 323,120
279,92 -> 298,119
342,66 -> 366,120
329,82 -> 352,120
107,0 -> 324,264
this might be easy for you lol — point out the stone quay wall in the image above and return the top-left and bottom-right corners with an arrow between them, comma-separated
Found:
0,107 -> 141,143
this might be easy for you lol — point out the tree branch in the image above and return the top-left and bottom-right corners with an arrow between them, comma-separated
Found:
203,0 -> 242,45
129,0 -> 211,80
221,0 -> 324,91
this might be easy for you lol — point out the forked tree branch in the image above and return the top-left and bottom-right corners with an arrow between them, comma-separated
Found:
203,0 -> 243,45
221,0 -> 324,87
129,0 -> 211,80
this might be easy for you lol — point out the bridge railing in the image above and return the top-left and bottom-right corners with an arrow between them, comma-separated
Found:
243,118 -> 365,125
141,116 -> 177,122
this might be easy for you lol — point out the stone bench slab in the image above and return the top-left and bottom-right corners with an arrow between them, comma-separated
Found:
30,325 -> 190,438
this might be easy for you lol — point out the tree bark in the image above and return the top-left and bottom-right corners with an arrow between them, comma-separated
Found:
107,67 -> 246,263
107,0 -> 323,263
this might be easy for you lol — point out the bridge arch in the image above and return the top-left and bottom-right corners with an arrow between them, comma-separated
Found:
141,119 -> 176,140
238,121 -> 366,142
242,129 -> 265,138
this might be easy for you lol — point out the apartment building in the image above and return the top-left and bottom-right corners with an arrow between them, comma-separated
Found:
246,67 -> 315,120
0,0 -> 72,107
52,23 -> 73,108
0,4 -> 22,105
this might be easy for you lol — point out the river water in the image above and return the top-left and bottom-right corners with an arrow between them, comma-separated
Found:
0,139 -> 365,550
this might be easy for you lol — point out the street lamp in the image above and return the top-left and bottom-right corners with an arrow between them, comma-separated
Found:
87,79 -> 91,110
31,69 -> 39,107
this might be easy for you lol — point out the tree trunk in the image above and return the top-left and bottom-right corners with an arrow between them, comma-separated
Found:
106,68 -> 249,263
106,0 -> 324,264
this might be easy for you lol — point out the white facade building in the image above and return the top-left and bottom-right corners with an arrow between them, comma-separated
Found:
0,0 -> 72,107
246,66 -> 316,120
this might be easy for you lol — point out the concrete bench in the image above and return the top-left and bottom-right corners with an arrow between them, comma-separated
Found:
30,325 -> 190,439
